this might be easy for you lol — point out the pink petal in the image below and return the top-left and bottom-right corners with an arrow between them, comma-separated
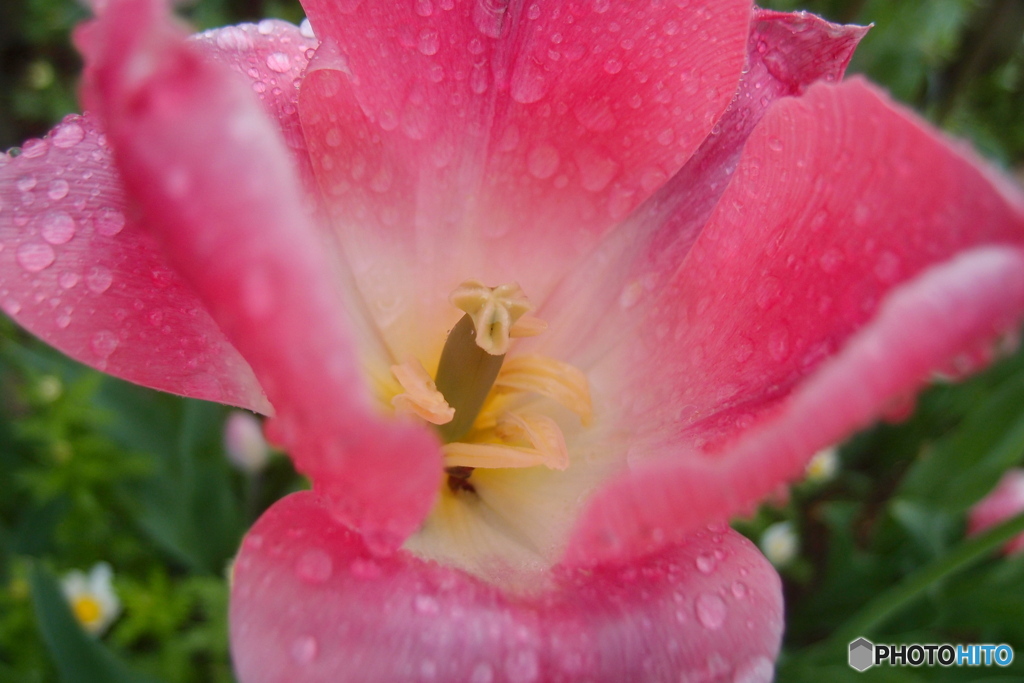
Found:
296,0 -> 751,357
0,113 -> 269,411
568,246 -> 1024,565
531,8 -> 867,363
566,79 -> 1024,564
189,20 -> 320,197
969,469 -> 1024,555
79,0 -> 440,548
231,491 -> 782,683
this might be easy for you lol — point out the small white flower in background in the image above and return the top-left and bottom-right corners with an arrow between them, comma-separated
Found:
805,446 -> 839,483
760,521 -> 799,568
224,411 -> 270,475
60,562 -> 121,635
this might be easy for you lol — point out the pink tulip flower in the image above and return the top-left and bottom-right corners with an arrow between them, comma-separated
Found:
969,469 -> 1024,556
3,0 -> 1024,680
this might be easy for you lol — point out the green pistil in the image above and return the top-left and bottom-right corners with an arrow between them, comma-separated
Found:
434,314 -> 504,443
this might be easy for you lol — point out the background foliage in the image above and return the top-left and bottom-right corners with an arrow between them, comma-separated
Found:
1,1 -> 1023,681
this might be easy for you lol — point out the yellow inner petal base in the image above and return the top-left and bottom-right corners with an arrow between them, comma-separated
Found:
72,595 -> 103,630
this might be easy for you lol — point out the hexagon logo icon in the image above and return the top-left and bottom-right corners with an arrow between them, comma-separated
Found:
849,638 -> 875,672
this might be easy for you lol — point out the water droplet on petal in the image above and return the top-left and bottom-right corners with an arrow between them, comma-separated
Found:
16,175 -> 37,192
52,122 -> 86,148
216,26 -> 253,51
731,581 -> 748,599
527,144 -> 559,179
299,18 -> 316,38
695,553 -> 716,574
295,548 -> 333,584
767,137 -> 784,152
695,593 -> 726,630
91,330 -> 119,358
40,212 -> 76,244
349,558 -> 381,579
732,656 -> 774,683
47,179 -> 70,201
603,57 -> 623,74
417,27 -> 440,55
266,52 -> 292,73
290,635 -> 318,665
413,594 -> 440,615
17,242 -> 55,272
21,139 -> 48,159
59,272 -> 79,289
86,266 -> 113,293
510,66 -> 547,104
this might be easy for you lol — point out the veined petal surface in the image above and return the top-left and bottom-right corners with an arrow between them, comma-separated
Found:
231,492 -> 783,683
568,79 -> 1024,563
79,0 -> 441,547
297,0 -> 751,362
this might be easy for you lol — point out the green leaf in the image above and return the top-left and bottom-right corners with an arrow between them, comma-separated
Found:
95,379 -> 244,575
29,564 -> 164,683
896,375 -> 1024,513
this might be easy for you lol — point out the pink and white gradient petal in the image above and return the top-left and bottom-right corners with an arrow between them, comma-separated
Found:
296,0 -> 752,362
231,491 -> 783,683
569,246 -> 1024,565
566,78 -> 1024,565
531,8 -> 868,364
79,0 -> 440,548
969,469 -> 1024,555
0,113 -> 269,412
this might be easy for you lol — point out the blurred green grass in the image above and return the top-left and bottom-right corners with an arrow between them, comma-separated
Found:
1,1 -> 1023,682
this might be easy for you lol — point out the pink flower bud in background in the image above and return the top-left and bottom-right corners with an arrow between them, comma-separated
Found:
968,469 -> 1024,555
224,411 -> 270,475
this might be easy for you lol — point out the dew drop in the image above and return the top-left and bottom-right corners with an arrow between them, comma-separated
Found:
295,548 -> 333,584
86,266 -> 113,293
257,18 -> 276,35
58,272 -> 79,289
52,122 -> 86,148
731,581 -> 748,599
603,57 -> 623,74
91,330 -> 119,358
290,635 -> 318,665
40,212 -> 76,244
417,27 -> 440,55
299,18 -> 316,38
510,67 -> 547,104
21,139 -> 48,159
17,242 -> 55,272
47,179 -> 70,201
216,26 -> 253,51
413,594 -> 440,615
527,144 -> 559,179
767,137 -> 784,152
695,593 -> 726,630
266,52 -> 292,73
695,553 -> 716,574
16,175 -> 37,193
817,247 -> 843,273
416,0 -> 433,15
732,656 -> 774,683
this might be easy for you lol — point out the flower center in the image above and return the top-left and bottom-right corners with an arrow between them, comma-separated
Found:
72,595 -> 103,628
388,280 -> 591,496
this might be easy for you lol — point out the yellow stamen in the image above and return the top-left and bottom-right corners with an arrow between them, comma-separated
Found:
494,355 -> 593,424
391,358 -> 455,425
449,280 -> 533,355
72,596 -> 103,629
442,413 -> 569,471
509,314 -> 548,338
